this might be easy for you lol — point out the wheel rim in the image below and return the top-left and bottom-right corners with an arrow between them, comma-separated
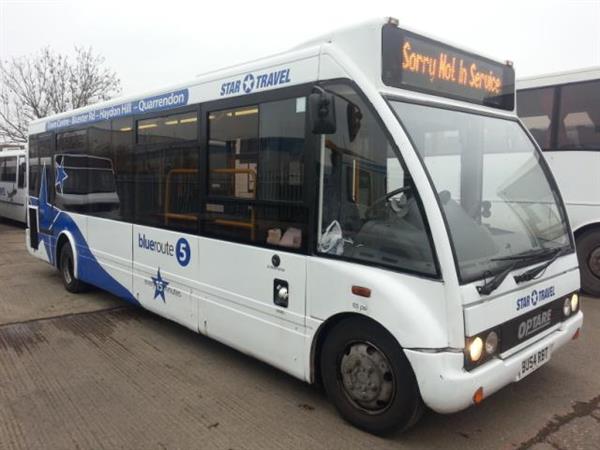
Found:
63,254 -> 73,285
338,341 -> 395,414
588,246 -> 600,278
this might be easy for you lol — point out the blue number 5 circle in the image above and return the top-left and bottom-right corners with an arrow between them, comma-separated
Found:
176,238 -> 191,267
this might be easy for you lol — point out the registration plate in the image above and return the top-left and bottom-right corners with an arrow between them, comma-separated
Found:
517,345 -> 552,380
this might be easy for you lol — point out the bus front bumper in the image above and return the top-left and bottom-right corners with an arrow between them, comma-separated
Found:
404,311 -> 583,414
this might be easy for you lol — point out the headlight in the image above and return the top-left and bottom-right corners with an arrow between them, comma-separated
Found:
485,331 -> 499,355
563,297 -> 572,317
570,293 -> 579,312
468,337 -> 484,362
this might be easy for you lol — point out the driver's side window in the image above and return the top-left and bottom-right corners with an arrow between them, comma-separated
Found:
317,84 -> 437,276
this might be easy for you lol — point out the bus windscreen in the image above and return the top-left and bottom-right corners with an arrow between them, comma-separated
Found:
382,25 -> 515,110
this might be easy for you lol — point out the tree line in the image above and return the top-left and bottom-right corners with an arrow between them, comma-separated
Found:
0,47 -> 121,143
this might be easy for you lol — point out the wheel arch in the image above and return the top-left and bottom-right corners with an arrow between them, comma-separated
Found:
573,221 -> 600,240
310,312 -> 405,385
55,230 -> 78,277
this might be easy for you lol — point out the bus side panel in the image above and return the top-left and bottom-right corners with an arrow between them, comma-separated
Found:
195,237 -> 308,381
0,155 -> 24,222
132,225 -> 197,332
0,179 -> 14,220
544,151 -> 600,231
306,257 -> 450,349
87,216 -> 134,301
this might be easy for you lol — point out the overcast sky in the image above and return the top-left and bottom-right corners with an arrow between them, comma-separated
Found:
1,0 -> 599,96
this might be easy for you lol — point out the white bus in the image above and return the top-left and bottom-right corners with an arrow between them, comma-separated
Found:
0,145 -> 27,223
517,68 -> 600,296
26,18 -> 582,434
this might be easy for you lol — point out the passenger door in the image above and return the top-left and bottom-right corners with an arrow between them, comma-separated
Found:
131,110 -> 200,331
195,93 -> 311,379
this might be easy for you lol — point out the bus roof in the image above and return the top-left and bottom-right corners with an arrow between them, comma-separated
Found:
29,17 -> 516,135
518,66 -> 600,90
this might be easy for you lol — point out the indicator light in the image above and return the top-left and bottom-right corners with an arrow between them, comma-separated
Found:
473,387 -> 484,405
351,286 -> 371,298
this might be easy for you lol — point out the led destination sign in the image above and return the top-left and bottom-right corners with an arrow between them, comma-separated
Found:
382,25 -> 515,110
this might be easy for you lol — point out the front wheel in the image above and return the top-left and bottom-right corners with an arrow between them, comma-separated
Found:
576,230 -> 600,298
320,317 -> 423,435
59,244 -> 87,293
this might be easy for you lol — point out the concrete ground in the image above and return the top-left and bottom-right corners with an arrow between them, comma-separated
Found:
0,220 -> 598,450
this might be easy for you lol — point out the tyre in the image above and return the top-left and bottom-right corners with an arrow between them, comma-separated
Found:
59,243 -> 86,293
576,230 -> 600,298
320,317 -> 424,435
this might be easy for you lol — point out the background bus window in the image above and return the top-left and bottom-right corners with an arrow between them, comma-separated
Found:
517,87 -> 555,150
318,85 -> 436,276
205,98 -> 307,250
135,111 -> 199,232
18,157 -> 26,189
0,157 -> 17,183
557,80 -> 600,150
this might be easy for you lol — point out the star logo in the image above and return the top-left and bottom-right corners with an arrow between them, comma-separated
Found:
55,161 -> 69,192
151,268 -> 169,302
531,289 -> 539,306
242,73 -> 255,94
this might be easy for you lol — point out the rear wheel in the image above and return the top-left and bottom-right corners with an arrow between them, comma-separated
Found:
320,317 -> 423,435
59,244 -> 86,293
576,230 -> 600,298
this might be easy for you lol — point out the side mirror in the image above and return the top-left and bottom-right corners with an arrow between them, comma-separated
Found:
308,91 -> 336,134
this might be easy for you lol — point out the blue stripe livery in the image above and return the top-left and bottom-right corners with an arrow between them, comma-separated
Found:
34,165 -> 139,305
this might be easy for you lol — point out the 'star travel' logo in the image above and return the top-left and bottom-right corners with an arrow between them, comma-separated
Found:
516,286 -> 556,311
138,233 -> 191,267
220,68 -> 291,96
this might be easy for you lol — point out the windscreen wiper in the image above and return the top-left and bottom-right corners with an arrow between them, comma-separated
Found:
489,247 -> 559,262
476,261 -> 519,295
477,247 -> 566,295
514,247 -> 569,283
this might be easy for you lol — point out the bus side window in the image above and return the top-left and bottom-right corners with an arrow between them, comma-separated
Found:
517,87 -> 556,150
135,111 -> 199,232
557,80 -> 600,150
205,97 -> 307,250
0,157 -> 17,183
